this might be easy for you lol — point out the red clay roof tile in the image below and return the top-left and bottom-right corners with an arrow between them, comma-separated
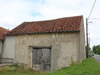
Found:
8,15 -> 83,35
0,27 -> 9,40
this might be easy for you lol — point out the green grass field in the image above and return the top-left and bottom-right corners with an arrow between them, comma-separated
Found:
0,58 -> 100,75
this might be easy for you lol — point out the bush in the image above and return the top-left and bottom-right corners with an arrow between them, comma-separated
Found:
12,63 -> 19,68
0,66 -> 10,72
92,45 -> 100,54
10,66 -> 18,72
0,63 -> 34,73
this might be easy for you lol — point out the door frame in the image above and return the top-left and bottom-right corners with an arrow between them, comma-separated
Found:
32,46 -> 52,71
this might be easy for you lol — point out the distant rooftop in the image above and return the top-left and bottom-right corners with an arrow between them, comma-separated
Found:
0,27 -> 9,40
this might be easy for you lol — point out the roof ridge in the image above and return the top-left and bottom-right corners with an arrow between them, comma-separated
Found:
23,15 -> 83,23
0,27 -> 9,31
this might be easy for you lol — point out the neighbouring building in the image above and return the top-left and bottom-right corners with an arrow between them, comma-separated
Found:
0,27 -> 9,59
3,15 -> 85,71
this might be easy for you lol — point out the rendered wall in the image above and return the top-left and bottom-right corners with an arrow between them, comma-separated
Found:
15,32 -> 81,71
2,36 -> 16,59
79,20 -> 86,62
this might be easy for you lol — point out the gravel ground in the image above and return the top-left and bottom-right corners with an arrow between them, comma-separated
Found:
94,54 -> 100,63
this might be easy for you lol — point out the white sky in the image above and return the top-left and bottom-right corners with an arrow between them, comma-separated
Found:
0,0 -> 100,48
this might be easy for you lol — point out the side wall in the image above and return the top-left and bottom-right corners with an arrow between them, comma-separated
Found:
15,32 -> 80,71
2,36 -> 16,59
79,20 -> 86,62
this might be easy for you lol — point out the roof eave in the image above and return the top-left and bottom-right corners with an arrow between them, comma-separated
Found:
7,30 -> 80,36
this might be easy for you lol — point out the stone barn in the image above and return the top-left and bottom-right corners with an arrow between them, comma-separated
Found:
0,27 -> 9,59
3,15 -> 85,71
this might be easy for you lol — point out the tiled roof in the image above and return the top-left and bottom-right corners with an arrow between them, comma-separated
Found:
8,15 -> 83,35
0,27 -> 9,40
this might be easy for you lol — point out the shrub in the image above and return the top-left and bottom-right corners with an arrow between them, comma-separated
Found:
0,66 -> 11,73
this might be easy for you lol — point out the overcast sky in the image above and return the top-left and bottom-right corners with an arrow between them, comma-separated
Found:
0,0 -> 100,48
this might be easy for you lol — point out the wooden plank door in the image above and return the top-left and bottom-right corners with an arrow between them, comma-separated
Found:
32,48 -> 51,71
40,48 -> 51,71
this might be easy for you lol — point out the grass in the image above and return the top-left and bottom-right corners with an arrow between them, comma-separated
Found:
0,58 -> 100,75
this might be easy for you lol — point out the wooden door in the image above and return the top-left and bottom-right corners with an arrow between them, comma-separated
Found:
32,47 -> 51,71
